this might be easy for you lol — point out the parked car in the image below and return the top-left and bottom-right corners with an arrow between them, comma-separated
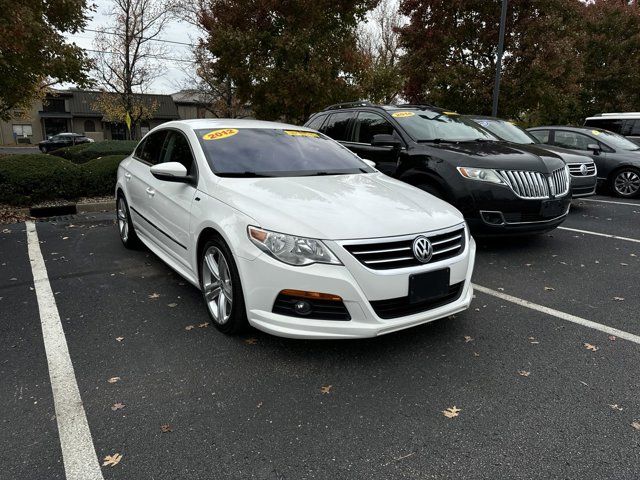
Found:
305,102 -> 571,235
38,132 -> 93,153
115,119 -> 476,339
468,115 -> 597,198
584,113 -> 640,146
528,126 -> 640,198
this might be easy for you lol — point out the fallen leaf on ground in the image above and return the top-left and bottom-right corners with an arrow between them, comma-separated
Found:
148,293 -> 160,299
442,406 -> 461,418
517,370 -> 531,377
544,286 -> 555,291
244,338 -> 257,345
473,352 -> 480,357
185,325 -> 195,331
115,337 -> 124,342
613,297 -> 625,301
257,401 -> 263,408
608,335 -> 617,341
609,404 -> 623,411
463,335 -> 473,343
62,236 -> 69,240
102,453 -> 122,467
632,421 -> 640,431
497,287 -> 504,291
584,343 -> 598,352
167,303 -> 178,308
620,263 -> 628,266
320,385 -> 332,394
198,322 -> 209,328
107,377 -> 121,384
160,424 -> 173,433
111,402 -> 125,411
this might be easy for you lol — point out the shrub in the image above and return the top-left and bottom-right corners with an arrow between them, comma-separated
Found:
81,155 -> 127,196
51,140 -> 137,164
0,154 -> 82,205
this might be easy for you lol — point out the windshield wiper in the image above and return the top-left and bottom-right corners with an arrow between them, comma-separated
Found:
416,138 -> 448,144
218,171 -> 274,178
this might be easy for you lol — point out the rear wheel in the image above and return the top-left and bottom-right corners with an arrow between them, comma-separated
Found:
611,168 -> 640,198
199,237 -> 248,334
116,195 -> 141,248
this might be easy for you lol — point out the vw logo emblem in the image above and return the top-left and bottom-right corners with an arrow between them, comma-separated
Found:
580,164 -> 588,175
412,236 -> 433,263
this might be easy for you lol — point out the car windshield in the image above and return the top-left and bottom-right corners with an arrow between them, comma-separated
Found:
195,128 -> 374,177
473,119 -> 537,145
389,109 -> 498,142
590,129 -> 640,151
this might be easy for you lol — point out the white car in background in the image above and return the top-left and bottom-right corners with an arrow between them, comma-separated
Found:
115,119 -> 476,339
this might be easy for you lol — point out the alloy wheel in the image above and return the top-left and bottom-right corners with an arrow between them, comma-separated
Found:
614,170 -> 640,196
202,246 -> 233,324
117,198 -> 129,242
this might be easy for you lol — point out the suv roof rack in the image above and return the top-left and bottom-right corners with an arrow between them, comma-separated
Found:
392,103 -> 438,110
323,101 -> 374,111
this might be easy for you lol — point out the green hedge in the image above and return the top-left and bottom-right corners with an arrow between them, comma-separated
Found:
51,140 -> 137,164
0,153 -> 127,205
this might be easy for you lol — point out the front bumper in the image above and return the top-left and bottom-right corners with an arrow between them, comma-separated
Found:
235,235 -> 476,339
570,174 -> 597,198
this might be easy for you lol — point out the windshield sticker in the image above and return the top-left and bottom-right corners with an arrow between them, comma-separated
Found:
202,128 -> 239,140
477,120 -> 490,127
592,130 -> 601,136
391,111 -> 415,118
443,111 -> 459,116
284,130 -> 320,138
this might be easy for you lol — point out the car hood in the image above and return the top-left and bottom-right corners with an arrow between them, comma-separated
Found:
213,173 -> 464,240
528,144 -> 594,164
417,141 -> 566,172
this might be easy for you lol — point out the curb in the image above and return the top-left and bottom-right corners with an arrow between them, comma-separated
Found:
23,200 -> 115,218
77,201 -> 116,213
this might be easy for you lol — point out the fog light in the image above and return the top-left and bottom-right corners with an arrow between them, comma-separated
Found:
480,210 -> 505,226
294,300 -> 312,316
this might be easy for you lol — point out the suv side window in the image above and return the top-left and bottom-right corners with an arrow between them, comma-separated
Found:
353,112 -> 396,144
621,119 -> 640,136
138,130 -> 168,164
161,131 -> 196,176
529,130 -> 549,143
585,118 -> 623,134
553,131 -> 593,150
306,114 -> 327,131
320,112 -> 352,141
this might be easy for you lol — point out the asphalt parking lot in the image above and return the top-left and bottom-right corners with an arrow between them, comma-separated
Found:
2,195 -> 640,480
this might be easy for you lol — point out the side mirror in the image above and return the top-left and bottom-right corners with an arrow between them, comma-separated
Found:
371,134 -> 402,149
361,158 -> 377,169
587,143 -> 601,154
150,162 -> 190,183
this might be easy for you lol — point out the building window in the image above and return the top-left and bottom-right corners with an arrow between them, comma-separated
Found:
140,122 -> 150,136
42,98 -> 67,113
12,124 -> 33,138
84,120 -> 96,132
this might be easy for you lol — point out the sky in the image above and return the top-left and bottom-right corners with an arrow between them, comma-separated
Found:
64,2 -> 201,94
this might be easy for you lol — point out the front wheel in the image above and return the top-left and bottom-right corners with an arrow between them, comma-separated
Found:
611,168 -> 640,198
199,238 -> 248,334
116,195 -> 141,248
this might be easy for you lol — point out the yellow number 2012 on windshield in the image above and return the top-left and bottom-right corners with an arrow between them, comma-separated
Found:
202,129 -> 239,140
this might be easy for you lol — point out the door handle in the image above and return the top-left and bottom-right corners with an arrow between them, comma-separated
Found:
124,173 -> 132,180
146,187 -> 155,197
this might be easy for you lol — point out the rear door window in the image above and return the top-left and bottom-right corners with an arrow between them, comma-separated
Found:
319,112 -> 353,141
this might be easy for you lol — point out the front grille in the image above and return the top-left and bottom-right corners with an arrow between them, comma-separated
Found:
370,282 -> 464,319
342,227 -> 466,271
568,163 -> 597,176
497,167 -> 569,199
273,294 -> 351,321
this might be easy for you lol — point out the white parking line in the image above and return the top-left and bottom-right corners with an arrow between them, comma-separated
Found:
473,284 -> 640,345
558,226 -> 640,244
578,198 -> 640,207
26,221 -> 104,480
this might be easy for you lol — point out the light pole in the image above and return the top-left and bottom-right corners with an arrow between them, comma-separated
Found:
492,0 -> 508,117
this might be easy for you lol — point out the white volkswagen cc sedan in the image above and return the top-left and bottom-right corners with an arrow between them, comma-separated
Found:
115,119 -> 476,339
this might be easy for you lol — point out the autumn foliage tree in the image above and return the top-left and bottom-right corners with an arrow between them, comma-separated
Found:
0,0 -> 92,120
196,0 -> 378,123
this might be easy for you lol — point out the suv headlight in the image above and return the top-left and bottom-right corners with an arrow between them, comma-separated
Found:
457,167 -> 505,184
247,226 -> 341,266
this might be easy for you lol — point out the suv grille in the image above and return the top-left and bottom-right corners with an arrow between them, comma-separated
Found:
497,167 -> 569,199
342,227 -> 466,271
567,163 -> 596,176
370,282 -> 464,319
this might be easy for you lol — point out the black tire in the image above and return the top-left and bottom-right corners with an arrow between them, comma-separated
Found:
198,237 -> 248,335
610,168 -> 640,198
116,194 -> 141,248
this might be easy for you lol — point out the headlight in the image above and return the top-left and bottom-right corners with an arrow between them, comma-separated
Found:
457,167 -> 505,184
247,226 -> 341,266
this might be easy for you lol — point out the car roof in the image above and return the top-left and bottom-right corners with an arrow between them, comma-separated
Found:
586,113 -> 640,119
312,103 -> 446,116
159,118 -> 316,132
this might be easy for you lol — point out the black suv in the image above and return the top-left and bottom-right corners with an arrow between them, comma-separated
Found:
304,102 -> 571,235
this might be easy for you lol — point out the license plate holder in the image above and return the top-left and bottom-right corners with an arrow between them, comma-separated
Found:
540,199 -> 564,218
409,268 -> 450,304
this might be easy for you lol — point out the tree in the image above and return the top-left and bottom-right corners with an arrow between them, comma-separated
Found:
398,0 -> 585,124
0,0 -> 92,120
196,0 -> 378,123
356,0 -> 405,104
92,0 -> 171,138
580,0 -> 640,117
